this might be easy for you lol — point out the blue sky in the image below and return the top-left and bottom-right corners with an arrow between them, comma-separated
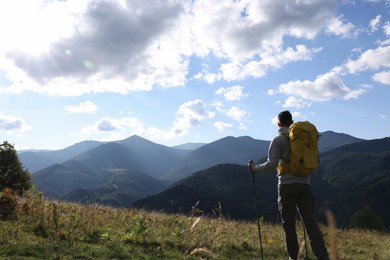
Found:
0,0 -> 389,150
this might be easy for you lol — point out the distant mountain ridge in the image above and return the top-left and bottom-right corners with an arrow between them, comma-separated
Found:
317,131 -> 364,152
18,140 -> 104,172
162,136 -> 270,181
19,130 -> 362,174
17,131 -> 378,215
32,136 -> 190,201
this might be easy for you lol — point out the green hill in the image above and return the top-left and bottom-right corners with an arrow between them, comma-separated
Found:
162,136 -> 270,181
1,192 -> 389,259
132,163 -> 335,223
63,169 -> 170,207
133,137 -> 390,229
316,137 -> 390,227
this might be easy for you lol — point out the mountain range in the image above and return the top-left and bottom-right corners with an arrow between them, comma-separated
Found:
17,130 -> 390,228
132,137 -> 390,228
20,130 -> 362,175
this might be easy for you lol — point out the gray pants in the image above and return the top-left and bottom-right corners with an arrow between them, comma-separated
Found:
278,184 -> 329,260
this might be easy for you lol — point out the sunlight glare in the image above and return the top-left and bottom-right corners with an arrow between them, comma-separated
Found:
0,0 -> 80,56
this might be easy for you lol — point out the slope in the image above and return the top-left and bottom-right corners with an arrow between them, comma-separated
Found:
33,138 -> 188,200
115,135 -> 191,178
318,131 -> 364,152
63,169 -> 170,207
316,137 -> 390,227
162,136 -> 270,182
132,163 -> 336,223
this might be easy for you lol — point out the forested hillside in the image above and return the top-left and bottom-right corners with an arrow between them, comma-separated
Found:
133,138 -> 390,229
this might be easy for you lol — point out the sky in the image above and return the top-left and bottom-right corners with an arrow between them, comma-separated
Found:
0,0 -> 389,151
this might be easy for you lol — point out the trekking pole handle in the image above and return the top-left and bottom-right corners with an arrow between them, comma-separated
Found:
248,160 -> 254,175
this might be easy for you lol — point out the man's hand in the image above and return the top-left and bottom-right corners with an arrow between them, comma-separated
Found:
248,160 -> 254,173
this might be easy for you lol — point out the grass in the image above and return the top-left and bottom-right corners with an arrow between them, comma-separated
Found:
0,191 -> 389,259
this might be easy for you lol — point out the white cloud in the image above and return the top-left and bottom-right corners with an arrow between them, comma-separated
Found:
280,45 -> 322,63
1,0 -> 185,95
238,122 -> 247,130
326,16 -> 355,37
291,111 -> 306,120
171,99 -> 215,136
202,45 -> 322,82
219,63 -> 244,81
369,15 -> 381,33
80,99 -> 215,141
82,116 -> 143,134
0,113 -> 31,133
342,87 -> 369,100
262,45 -> 322,68
190,0 -> 334,59
267,89 -> 278,95
214,121 -> 232,133
211,101 -> 224,112
211,103 -> 248,128
343,46 -> 390,74
83,117 -> 119,133
0,0 -> 82,56
0,0 -> 337,95
215,85 -> 248,101
98,120 -> 120,132
225,106 -> 248,122
282,96 -> 312,109
120,117 -> 145,130
278,71 -> 367,102
372,71 -> 390,85
383,22 -> 390,36
65,100 -> 97,114
193,64 -> 222,84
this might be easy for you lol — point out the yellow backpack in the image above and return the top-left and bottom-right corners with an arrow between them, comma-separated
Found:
277,121 -> 320,176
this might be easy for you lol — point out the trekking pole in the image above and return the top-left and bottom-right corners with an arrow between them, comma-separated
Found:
297,208 -> 308,259
248,160 -> 264,260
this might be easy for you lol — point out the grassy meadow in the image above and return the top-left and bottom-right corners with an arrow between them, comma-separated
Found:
0,191 -> 389,259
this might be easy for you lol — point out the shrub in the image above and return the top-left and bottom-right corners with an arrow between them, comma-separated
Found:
348,206 -> 384,231
0,188 -> 18,220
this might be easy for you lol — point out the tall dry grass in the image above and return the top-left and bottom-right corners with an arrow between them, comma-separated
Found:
0,189 -> 388,259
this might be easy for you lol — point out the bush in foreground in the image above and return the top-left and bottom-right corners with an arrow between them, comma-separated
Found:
0,188 -> 18,220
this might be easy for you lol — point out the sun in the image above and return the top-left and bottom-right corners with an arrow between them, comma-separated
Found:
0,0 -> 80,56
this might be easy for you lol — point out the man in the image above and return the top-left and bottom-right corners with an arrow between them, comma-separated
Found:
248,110 -> 329,260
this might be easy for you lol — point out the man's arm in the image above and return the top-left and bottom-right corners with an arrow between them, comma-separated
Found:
249,137 -> 282,174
